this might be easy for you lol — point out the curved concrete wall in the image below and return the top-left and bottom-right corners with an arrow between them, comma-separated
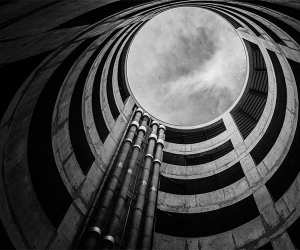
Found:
0,1 -> 299,249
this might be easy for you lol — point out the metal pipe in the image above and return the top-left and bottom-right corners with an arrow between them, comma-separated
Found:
81,108 -> 144,250
125,121 -> 159,250
140,125 -> 165,250
102,113 -> 150,249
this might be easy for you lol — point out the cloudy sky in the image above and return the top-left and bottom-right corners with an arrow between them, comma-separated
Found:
127,7 -> 246,126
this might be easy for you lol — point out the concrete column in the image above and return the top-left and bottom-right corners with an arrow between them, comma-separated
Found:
81,108 -> 144,250
102,113 -> 150,249
141,125 -> 166,250
125,121 -> 159,250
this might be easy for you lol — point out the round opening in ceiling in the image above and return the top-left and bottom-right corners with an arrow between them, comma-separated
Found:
126,7 -> 247,126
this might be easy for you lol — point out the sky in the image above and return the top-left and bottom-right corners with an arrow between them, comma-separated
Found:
127,7 -> 247,126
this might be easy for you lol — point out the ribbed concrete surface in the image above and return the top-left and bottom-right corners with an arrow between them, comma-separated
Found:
0,1 -> 299,249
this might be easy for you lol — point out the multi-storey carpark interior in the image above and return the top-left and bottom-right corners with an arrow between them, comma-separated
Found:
0,1 -> 300,250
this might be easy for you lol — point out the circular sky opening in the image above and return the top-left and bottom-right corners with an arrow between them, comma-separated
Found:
127,7 -> 247,126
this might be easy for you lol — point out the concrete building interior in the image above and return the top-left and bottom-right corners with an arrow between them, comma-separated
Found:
0,0 -> 300,249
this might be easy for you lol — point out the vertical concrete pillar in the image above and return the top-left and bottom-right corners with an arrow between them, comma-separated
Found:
141,124 -> 166,250
125,121 -> 159,250
102,113 -> 150,248
81,108 -> 144,250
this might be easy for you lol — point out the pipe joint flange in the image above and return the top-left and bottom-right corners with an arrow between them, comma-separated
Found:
117,162 -> 123,168
143,112 -> 150,119
136,107 -> 144,114
103,235 -> 115,245
151,120 -> 159,127
157,138 -> 165,146
131,120 -> 139,129
133,144 -> 141,150
149,133 -> 157,141
138,125 -> 147,134
153,159 -> 162,165
87,226 -> 102,236
125,137 -> 133,144
145,153 -> 153,159
159,124 -> 166,131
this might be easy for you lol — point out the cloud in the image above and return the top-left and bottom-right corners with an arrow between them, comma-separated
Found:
127,7 -> 247,126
